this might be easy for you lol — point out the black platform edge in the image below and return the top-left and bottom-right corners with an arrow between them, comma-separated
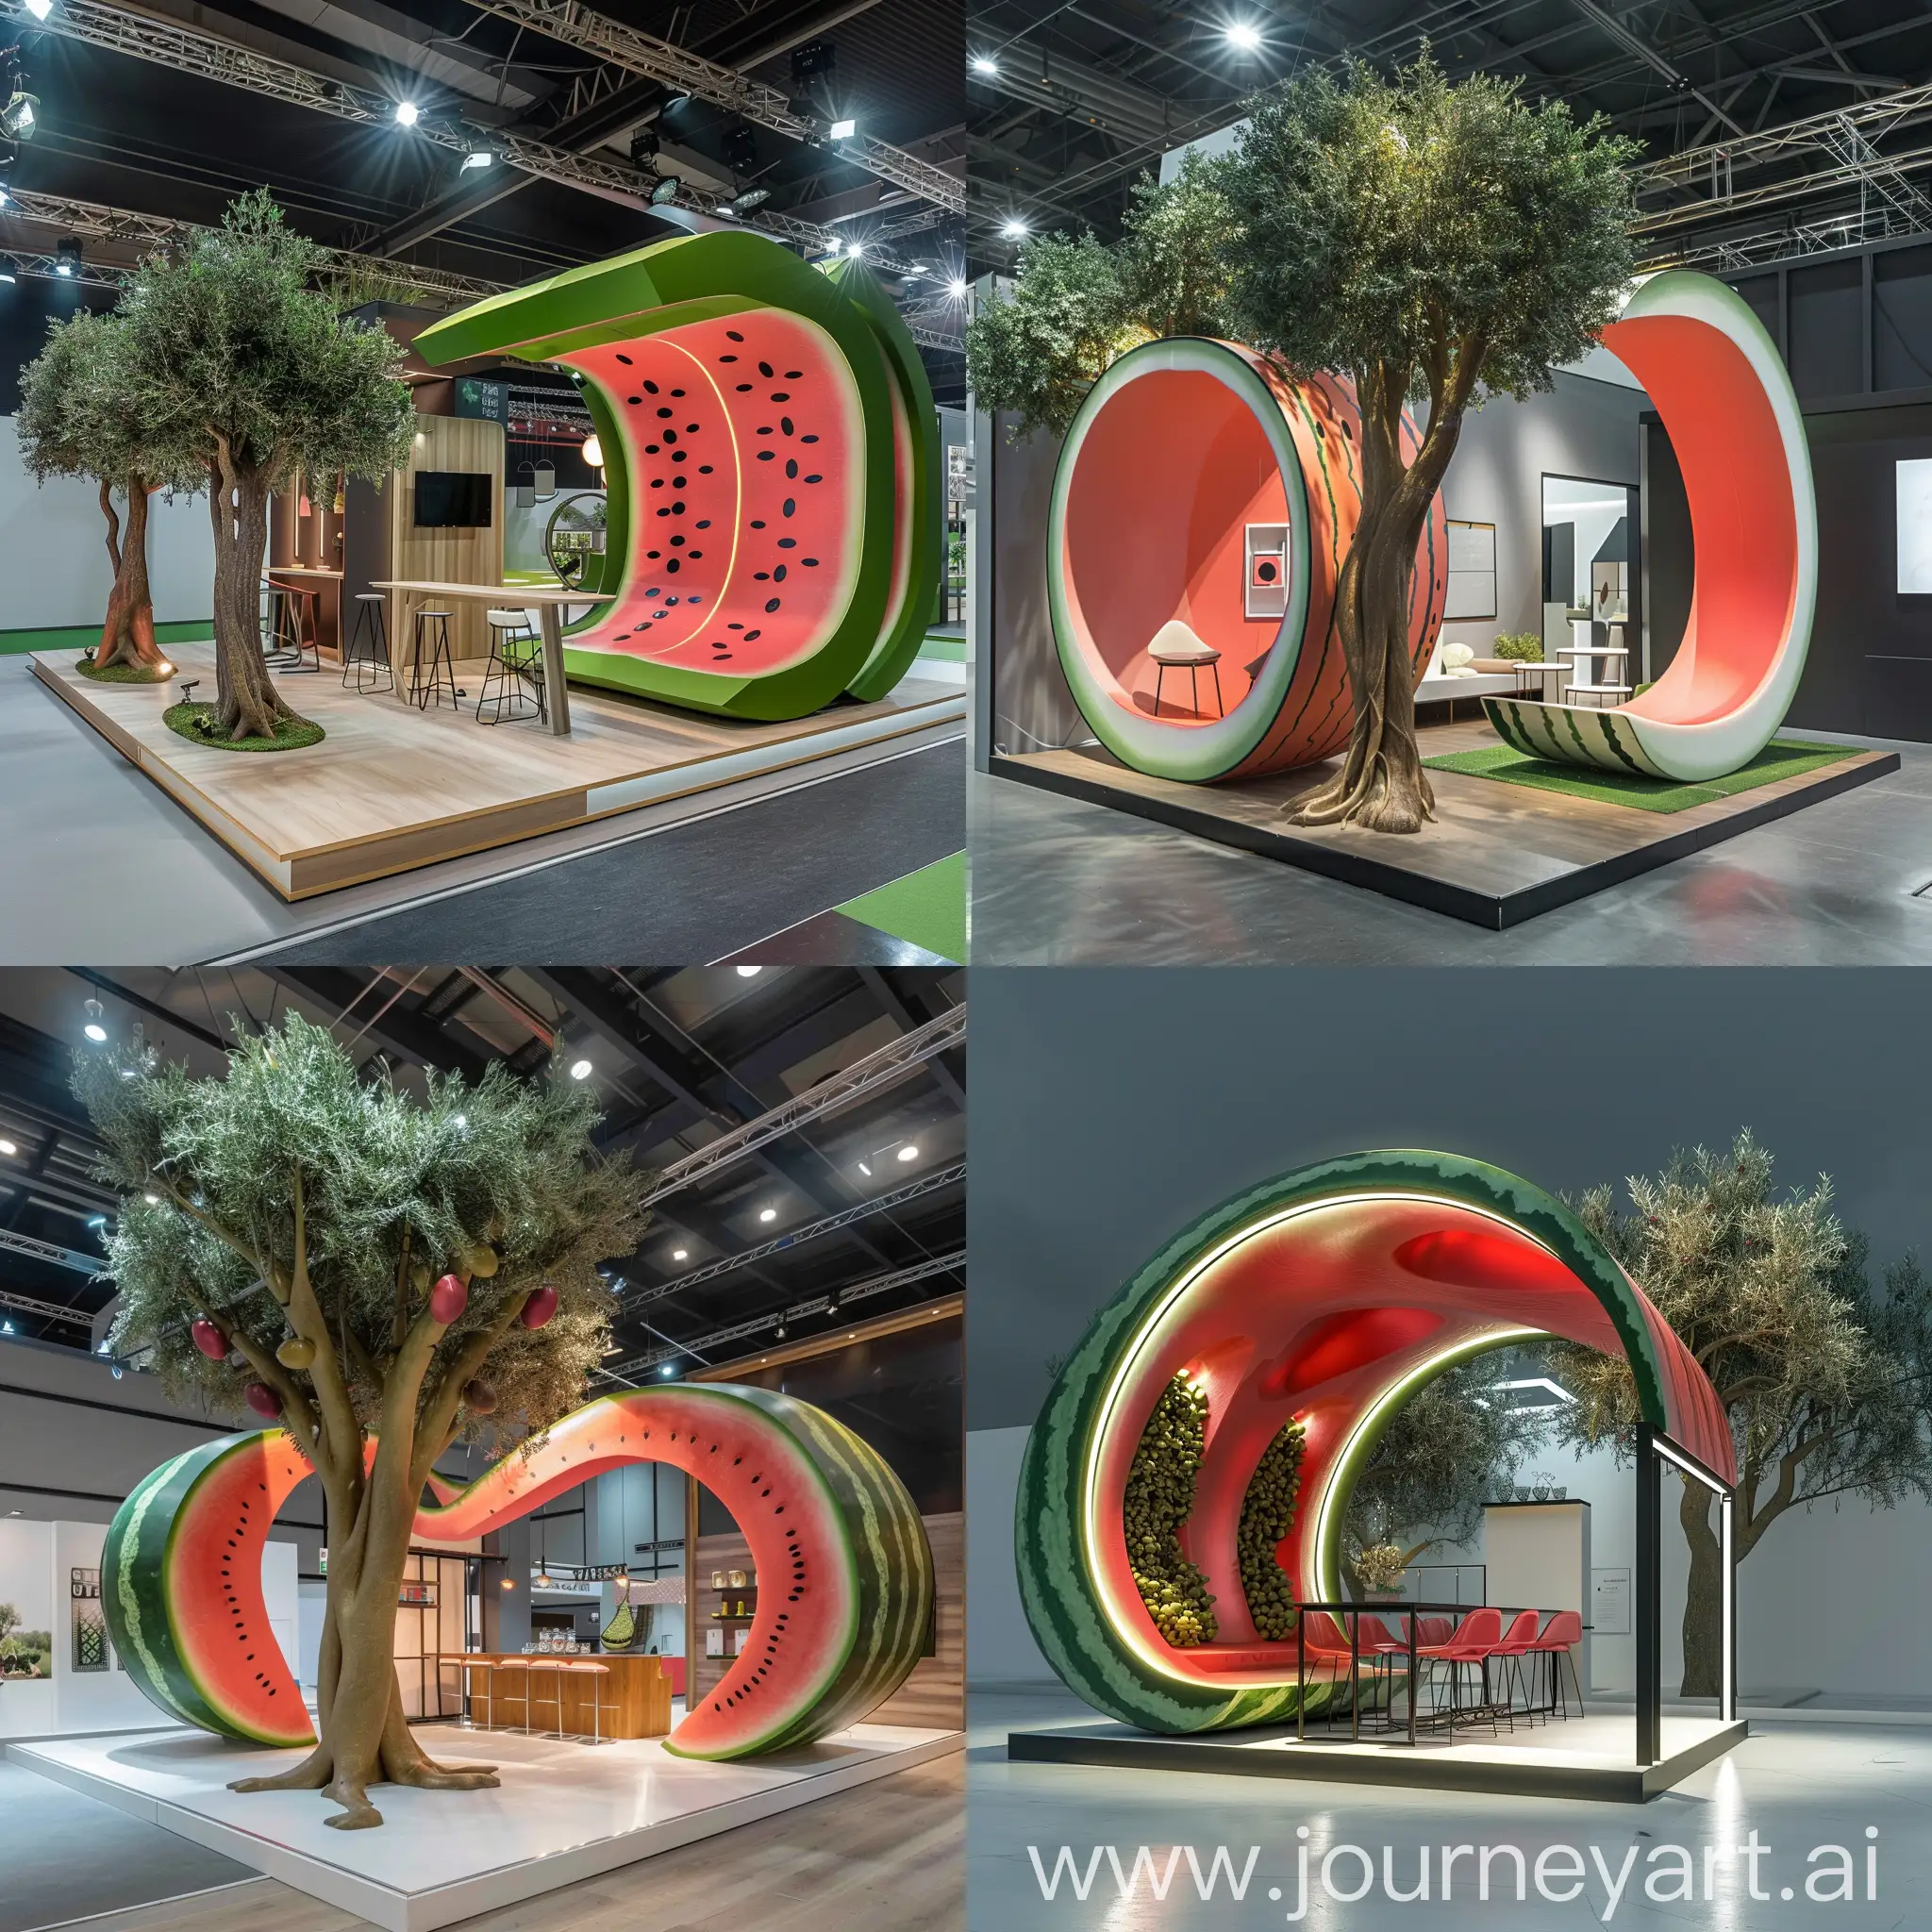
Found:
1007,1718 -> 1749,1804
990,750 -> 1901,929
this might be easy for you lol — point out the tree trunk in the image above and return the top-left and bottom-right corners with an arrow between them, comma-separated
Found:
94,476 -> 165,674
1678,1476 -> 1724,1699
208,456 -> 307,741
228,1439 -> 496,1829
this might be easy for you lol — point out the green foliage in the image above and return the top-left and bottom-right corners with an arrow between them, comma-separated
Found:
1546,1131 -> 1932,1552
1344,1350 -> 1549,1563
1124,1374 -> 1217,1646
0,1602 -> 18,1644
1237,1421 -> 1305,1639
966,154 -> 1238,440
75,1011 -> 653,1446
164,700 -> 325,753
1492,633 -> 1543,661
1223,50 -> 1639,405
115,191 -> 414,491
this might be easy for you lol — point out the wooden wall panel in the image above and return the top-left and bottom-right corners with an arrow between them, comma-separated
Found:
389,414 -> 506,668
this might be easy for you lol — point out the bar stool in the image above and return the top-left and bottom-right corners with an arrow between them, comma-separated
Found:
527,1656 -> 567,1740
261,578 -> 297,664
341,592 -> 393,693
561,1658 -> 613,1744
411,607 -> 458,710
269,581 -> 321,673
492,1655 -> 530,1733
477,608 -> 544,725
458,1657 -> 495,1731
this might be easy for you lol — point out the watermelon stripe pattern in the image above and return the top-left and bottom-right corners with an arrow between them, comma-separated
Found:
1480,697 -> 1671,776
414,232 -> 941,724
1045,338 -> 1446,786
1016,1149 -> 1735,1736
102,1385 -> 932,1760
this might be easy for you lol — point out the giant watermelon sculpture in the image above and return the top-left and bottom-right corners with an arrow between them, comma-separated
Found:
1015,1149 -> 1734,1735
1481,272 -> 1816,781
1046,338 -> 1447,784
414,232 -> 942,722
103,1383 -> 933,1759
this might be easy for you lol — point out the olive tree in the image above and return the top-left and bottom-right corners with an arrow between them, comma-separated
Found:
77,1012 -> 652,1828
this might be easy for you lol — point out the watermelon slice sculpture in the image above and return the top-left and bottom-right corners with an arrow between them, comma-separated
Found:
1016,1149 -> 1735,1735
102,1383 -> 932,1759
1046,338 -> 1447,784
1481,272 -> 1816,781
413,232 -> 942,722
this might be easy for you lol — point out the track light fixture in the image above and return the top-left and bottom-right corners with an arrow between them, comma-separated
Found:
54,235 -> 79,278
728,187 -> 769,214
1,89 -> 40,142
649,174 -> 682,206
82,995 -> 107,1041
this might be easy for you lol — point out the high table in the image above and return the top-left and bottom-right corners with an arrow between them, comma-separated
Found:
373,581 -> 592,737
443,1651 -> 673,1740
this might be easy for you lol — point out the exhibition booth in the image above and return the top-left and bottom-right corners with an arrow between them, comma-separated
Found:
11,227 -> 964,906
1005,1150 -> 1744,1802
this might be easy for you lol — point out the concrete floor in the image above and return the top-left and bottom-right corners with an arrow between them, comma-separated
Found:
0,653 -> 963,964
972,1687 -> 1924,1928
968,727 -> 1932,963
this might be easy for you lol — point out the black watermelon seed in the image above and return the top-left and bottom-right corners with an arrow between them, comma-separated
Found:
673,501 -> 685,513
765,597 -> 781,612
644,379 -> 660,393
771,391 -> 790,403
786,458 -> 798,478
667,559 -> 680,573
758,360 -> 774,376
751,519 -> 766,528
656,406 -> 672,418
757,425 -> 773,436
644,443 -> 660,454
663,429 -> 678,443
650,477 -> 664,490
780,416 -> 794,436
728,622 -> 743,630
802,557 -> 819,566
627,395 -> 641,406
645,588 -> 661,598
687,424 -> 700,433
657,507 -> 671,518
754,571 -> 770,581
757,451 -> 774,461
699,464 -> 714,473
785,369 -> 802,378
616,352 -> 633,364
805,474 -> 823,484
719,354 -> 738,362
726,329 -> 743,341
736,383 -> 754,392
802,434 -> 820,443
782,498 -> 795,517
671,535 -> 685,547
778,537 -> 796,548
673,450 -> 687,462
672,388 -> 685,397
774,564 -> 787,581
696,519 -> 711,528
647,549 -> 661,558
690,551 -> 703,560
744,628 -> 761,641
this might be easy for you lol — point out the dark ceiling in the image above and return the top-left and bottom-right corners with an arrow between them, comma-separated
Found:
0,0 -> 966,398
967,0 -> 1932,275
0,964 -> 966,1379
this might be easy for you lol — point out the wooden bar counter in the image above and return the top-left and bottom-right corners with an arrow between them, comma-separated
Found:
442,1652 -> 673,1740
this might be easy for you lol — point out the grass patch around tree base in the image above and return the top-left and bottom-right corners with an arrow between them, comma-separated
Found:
164,700 -> 325,754
75,654 -> 175,686
1423,738 -> 1865,813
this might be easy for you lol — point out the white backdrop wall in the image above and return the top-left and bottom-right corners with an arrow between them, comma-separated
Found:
0,418 -> 216,633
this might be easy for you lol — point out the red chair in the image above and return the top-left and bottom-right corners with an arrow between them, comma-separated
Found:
1527,1610 -> 1585,1719
1417,1607 -> 1503,1734
1415,1615 -> 1454,1646
1491,1609 -> 1543,1728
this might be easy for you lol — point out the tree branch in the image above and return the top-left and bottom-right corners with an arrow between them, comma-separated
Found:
411,1290 -> 535,1492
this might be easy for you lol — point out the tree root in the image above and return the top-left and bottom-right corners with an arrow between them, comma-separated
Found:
322,1778 -> 385,1831
229,1744 -> 333,1793
384,1762 -> 502,1791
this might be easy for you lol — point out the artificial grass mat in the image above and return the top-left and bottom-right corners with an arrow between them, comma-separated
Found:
164,700 -> 325,754
838,850 -> 965,961
1423,738 -> 1864,813
75,655 -> 172,686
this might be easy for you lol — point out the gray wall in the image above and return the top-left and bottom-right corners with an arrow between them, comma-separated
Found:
968,968 -> 1932,1705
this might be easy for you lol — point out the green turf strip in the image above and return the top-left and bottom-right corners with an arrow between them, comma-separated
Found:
164,701 -> 325,754
1424,738 -> 1865,813
837,851 -> 965,961
76,655 -> 174,686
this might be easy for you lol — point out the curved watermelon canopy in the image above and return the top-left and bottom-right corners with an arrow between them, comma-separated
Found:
1047,338 -> 1447,784
102,1383 -> 932,1758
1482,271 -> 1817,782
415,231 -> 942,723
1015,1149 -> 1733,1736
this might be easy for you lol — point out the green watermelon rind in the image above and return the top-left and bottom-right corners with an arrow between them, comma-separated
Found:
414,232 -> 904,723
1017,1148 -> 1674,1734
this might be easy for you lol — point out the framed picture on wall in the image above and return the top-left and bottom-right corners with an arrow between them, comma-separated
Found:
1444,520 -> 1497,621
70,1567 -> 110,1673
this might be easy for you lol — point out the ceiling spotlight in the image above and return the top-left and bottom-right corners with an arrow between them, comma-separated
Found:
1225,21 -> 1262,51
971,55 -> 998,76
828,117 -> 857,141
775,1323 -> 788,1340
1,1321 -> 12,1336
999,216 -> 1028,240
672,1247 -> 689,1262
758,1207 -> 777,1223
569,1057 -> 593,1080
896,1142 -> 919,1163
946,276 -> 968,299
82,996 -> 107,1042
844,241 -> 865,259
88,1215 -> 107,1231
1,92 -> 39,142
729,187 -> 769,214
650,174 -> 683,206
24,0 -> 52,16
735,964 -> 762,977
857,1160 -> 871,1177
55,237 -> 81,279
96,1341 -> 109,1356
629,125 -> 659,164
0,1139 -> 15,1157
659,1361 -> 676,1376
394,100 -> 421,127
460,146 -> 494,173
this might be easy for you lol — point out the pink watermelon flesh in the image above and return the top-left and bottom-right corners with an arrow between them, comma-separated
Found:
170,1434 -> 316,1747
564,310 -> 864,678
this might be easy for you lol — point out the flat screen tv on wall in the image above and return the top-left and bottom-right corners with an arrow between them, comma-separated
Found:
414,472 -> 493,528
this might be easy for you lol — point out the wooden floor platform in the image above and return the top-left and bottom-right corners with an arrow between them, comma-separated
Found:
38,644 -> 964,900
991,721 -> 1899,928
1008,1714 -> 1748,1803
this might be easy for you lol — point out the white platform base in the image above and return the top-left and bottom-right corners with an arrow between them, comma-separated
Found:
10,1718 -> 961,1932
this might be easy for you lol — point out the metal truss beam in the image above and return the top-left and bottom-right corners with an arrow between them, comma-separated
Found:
619,1160 -> 964,1310
460,0 -> 964,216
0,1285 -> 93,1329
0,1228 -> 102,1278
641,1002 -> 965,1207
600,1252 -> 963,1383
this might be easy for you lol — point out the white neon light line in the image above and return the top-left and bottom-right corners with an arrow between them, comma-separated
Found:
1076,1189 -> 1577,1687
1720,1489 -> 1736,1723
1652,1435 -> 1729,1495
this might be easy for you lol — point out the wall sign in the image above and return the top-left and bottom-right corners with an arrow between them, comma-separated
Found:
70,1566 -> 111,1673
1591,1566 -> 1632,1636
1898,458 -> 1932,592
1243,523 -> 1289,620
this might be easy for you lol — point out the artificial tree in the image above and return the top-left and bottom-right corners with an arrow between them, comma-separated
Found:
115,192 -> 413,741
15,309 -> 197,675
1547,1131 -> 1932,1697
1223,54 -> 1636,831
76,1011 -> 651,1829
